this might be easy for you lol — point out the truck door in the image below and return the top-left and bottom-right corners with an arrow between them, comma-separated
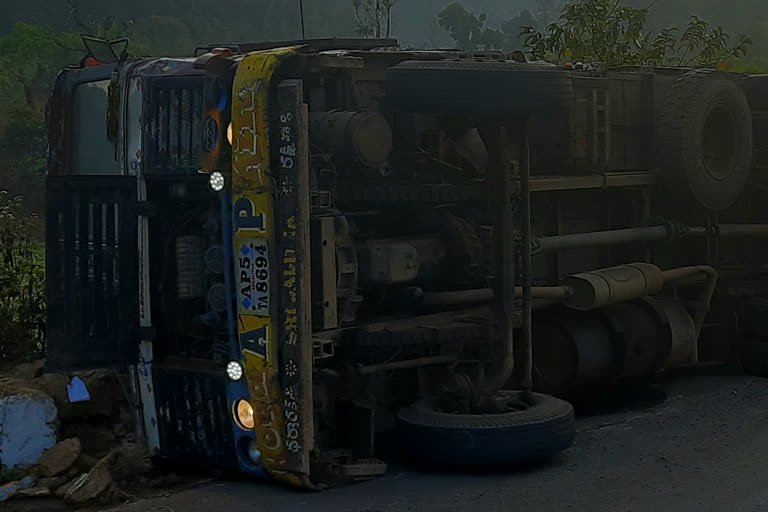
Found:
46,65 -> 140,371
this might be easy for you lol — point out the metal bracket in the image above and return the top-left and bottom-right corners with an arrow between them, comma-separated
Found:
311,190 -> 333,209
339,459 -> 388,480
312,338 -> 335,361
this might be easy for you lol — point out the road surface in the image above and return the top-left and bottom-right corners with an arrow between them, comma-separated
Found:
110,370 -> 768,512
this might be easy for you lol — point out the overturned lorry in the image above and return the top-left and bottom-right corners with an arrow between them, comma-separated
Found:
45,37 -> 768,488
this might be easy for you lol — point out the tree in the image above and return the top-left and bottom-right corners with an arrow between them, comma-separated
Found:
437,3 -> 488,49
520,0 -> 751,67
501,10 -> 538,47
130,16 -> 195,56
0,23 -> 79,108
65,0 -> 150,56
0,106 -> 47,179
438,4 -> 534,51
536,0 -> 563,28
353,0 -> 398,38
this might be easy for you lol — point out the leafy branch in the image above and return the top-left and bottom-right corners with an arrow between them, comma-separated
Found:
520,0 -> 752,68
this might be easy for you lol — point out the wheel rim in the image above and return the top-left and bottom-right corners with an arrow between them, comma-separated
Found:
438,392 -> 534,415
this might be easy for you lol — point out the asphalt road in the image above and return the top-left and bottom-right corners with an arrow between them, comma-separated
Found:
110,370 -> 768,512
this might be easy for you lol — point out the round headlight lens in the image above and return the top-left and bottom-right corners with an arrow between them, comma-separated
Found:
209,171 -> 225,192
227,122 -> 233,145
234,399 -> 255,430
226,361 -> 243,381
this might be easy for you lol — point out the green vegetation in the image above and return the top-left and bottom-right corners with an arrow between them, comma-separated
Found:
521,1 -> 751,67
0,193 -> 45,360
437,0 -> 752,69
438,4 -> 539,51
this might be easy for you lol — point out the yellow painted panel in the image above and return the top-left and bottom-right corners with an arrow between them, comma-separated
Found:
231,47 -> 305,489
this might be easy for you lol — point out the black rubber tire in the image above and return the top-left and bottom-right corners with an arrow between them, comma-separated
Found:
397,391 -> 575,466
658,69 -> 753,211
386,60 -> 573,114
741,338 -> 768,376
744,75 -> 768,110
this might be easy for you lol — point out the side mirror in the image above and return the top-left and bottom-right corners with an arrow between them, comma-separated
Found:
82,36 -> 130,64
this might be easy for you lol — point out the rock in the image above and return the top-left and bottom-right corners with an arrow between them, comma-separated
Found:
78,370 -> 125,420
54,477 -> 81,498
32,370 -> 123,421
18,486 -> 52,498
74,453 -> 99,473
37,476 -> 70,490
118,406 -> 136,433
37,438 -> 82,477
6,359 -> 46,380
113,423 -> 129,439
0,382 -> 57,469
109,442 -> 151,481
65,466 -> 80,478
74,423 -> 118,457
31,373 -> 70,418
63,457 -> 113,505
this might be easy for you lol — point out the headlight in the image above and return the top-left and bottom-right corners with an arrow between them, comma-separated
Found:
226,361 -> 243,381
247,438 -> 262,465
209,171 -> 225,192
227,122 -> 233,145
234,399 -> 255,430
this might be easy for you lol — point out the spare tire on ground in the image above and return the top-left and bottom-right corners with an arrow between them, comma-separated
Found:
658,69 -> 753,211
397,391 -> 574,466
386,60 -> 573,114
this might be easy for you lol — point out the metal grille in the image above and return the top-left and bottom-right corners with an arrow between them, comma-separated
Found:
153,367 -> 236,468
144,78 -> 203,173
46,176 -> 138,371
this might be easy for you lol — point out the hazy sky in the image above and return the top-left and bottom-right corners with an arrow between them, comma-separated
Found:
2,0 -> 765,54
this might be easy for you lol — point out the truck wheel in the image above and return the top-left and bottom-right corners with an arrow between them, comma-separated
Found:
397,391 -> 575,466
658,69 -> 753,211
386,60 -> 573,113
741,338 -> 768,376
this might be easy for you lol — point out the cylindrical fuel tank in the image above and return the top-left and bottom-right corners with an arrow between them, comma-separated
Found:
533,309 -> 616,396
602,298 -> 672,379
533,297 -> 690,396
309,110 -> 393,171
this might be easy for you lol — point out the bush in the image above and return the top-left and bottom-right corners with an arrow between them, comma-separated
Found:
0,192 -> 46,360
521,0 -> 751,68
0,105 -> 47,179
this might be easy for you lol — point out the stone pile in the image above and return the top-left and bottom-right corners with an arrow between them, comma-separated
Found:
0,361 -> 152,507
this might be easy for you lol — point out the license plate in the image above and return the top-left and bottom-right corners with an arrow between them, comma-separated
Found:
237,238 -> 270,316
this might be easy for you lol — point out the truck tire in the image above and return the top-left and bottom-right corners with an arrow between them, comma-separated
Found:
397,391 -> 575,466
743,75 -> 768,110
386,60 -> 573,114
658,69 -> 753,211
